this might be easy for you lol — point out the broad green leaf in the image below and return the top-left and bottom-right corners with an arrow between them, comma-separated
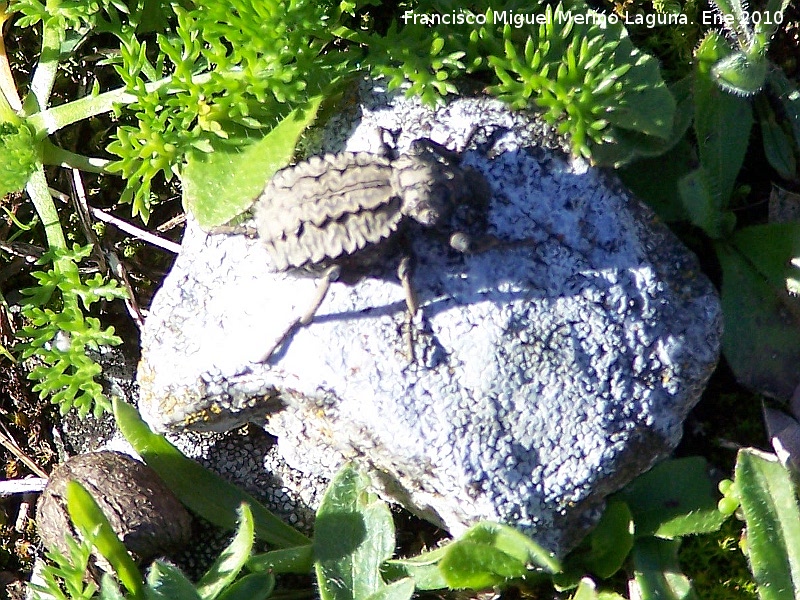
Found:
735,448 -> 800,600
314,464 -> 396,600
439,540 -> 529,590
596,76 -> 693,169
631,538 -> 698,600
438,522 -> 559,590
146,561 -> 201,600
758,96 -> 796,180
196,504 -> 255,600
113,398 -> 310,548
215,572 -> 275,600
582,500 -> 634,578
601,23 -> 675,141
716,223 -> 800,399
183,97 -> 322,229
248,544 -> 314,575
65,481 -> 145,600
616,457 -> 727,538
455,522 -> 560,573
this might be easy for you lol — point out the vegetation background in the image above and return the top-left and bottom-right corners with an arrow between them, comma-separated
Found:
0,0 -> 799,598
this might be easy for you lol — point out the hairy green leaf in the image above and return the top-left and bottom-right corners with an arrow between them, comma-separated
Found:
616,457 -> 728,538
735,449 -> 800,600
716,223 -> 800,399
314,464 -> 396,600
183,97 -> 322,229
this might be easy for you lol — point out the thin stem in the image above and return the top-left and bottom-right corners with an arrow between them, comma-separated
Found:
0,6 -> 22,113
41,140 -> 110,172
90,206 -> 181,254
27,75 -> 171,134
25,165 -> 66,250
26,16 -> 62,114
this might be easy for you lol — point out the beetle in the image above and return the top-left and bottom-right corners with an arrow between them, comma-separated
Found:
253,135 -> 491,362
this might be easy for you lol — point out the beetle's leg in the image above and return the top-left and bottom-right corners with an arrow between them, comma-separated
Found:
260,264 -> 341,363
397,255 -> 420,363
397,255 -> 419,316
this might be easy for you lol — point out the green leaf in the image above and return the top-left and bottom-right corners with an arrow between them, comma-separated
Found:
616,457 -> 728,538
711,51 -> 768,97
438,522 -> 560,590
314,464 -> 396,600
215,573 -> 275,600
183,97 -> 322,229
757,95 -> 797,180
113,398 -> 310,548
364,578 -> 415,600
0,121 -> 39,196
602,34 -> 675,141
581,500 -> 634,578
594,75 -> 694,168
715,223 -> 800,399
439,540 -> 528,590
248,544 -> 314,575
65,481 -> 145,600
383,546 -> 449,591
735,448 -> 800,600
687,32 -> 753,236
196,504 -> 255,600
631,538 -> 698,600
146,561 -> 201,600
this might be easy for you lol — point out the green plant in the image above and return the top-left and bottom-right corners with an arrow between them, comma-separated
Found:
347,0 -> 675,160
28,534 -> 100,600
619,0 -> 800,401
718,448 -> 800,600
33,401 -> 766,599
550,457 -> 732,600
29,482 -> 273,600
16,244 -> 126,417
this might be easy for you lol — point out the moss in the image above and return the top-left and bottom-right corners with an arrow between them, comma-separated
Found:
679,518 -> 758,600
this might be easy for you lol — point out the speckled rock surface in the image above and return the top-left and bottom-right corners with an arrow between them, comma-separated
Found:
137,88 -> 722,556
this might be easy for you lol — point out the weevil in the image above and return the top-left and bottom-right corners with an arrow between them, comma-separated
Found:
254,135 -> 491,361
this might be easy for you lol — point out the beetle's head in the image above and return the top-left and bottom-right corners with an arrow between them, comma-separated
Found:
393,140 -> 469,227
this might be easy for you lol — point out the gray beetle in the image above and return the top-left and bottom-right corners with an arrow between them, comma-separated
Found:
253,136 -> 491,361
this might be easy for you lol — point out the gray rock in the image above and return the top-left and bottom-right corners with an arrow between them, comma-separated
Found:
137,89 -> 722,556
